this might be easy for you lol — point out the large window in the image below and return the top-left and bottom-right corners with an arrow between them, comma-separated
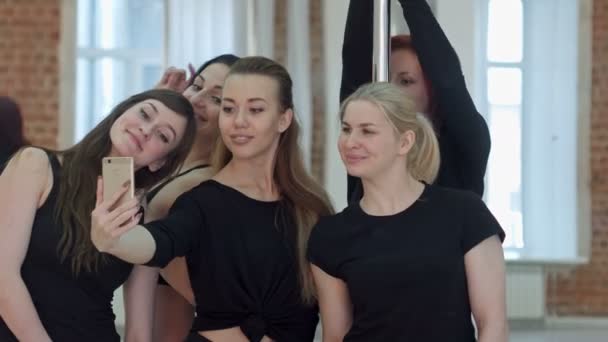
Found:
75,0 -> 165,141
480,0 -> 583,260
483,0 -> 525,249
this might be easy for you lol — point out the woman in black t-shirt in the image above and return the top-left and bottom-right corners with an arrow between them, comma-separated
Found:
91,57 -> 334,342
341,0 -> 491,200
308,83 -> 507,342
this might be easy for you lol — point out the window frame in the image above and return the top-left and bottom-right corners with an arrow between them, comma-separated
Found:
476,0 -> 593,262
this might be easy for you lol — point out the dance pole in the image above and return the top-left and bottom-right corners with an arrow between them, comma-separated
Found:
373,0 -> 391,82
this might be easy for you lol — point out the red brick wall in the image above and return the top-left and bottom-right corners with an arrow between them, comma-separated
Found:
0,0 -> 60,148
546,0 -> 608,316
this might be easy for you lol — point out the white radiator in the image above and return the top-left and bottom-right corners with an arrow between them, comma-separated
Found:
506,265 -> 545,319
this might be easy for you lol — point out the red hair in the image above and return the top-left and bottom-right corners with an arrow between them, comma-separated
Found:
391,35 -> 439,122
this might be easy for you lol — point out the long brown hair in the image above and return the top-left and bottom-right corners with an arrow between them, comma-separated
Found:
212,57 -> 334,304
55,89 -> 196,274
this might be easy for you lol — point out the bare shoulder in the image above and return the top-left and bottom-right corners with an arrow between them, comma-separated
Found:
1,147 -> 54,207
6,147 -> 50,173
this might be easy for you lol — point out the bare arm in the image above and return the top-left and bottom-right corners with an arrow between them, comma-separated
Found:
123,265 -> 159,342
91,177 -> 156,264
160,258 -> 194,305
122,174 -> 203,340
311,264 -> 353,342
0,148 -> 53,341
465,236 -> 508,342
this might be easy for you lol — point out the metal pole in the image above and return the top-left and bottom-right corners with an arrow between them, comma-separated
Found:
373,0 -> 391,82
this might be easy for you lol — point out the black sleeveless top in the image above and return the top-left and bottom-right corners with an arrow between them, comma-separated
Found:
0,151 -> 133,342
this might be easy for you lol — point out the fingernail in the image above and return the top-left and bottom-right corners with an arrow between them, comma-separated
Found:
122,180 -> 130,188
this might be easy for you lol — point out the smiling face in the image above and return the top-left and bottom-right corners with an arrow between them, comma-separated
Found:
339,100 -> 413,179
109,99 -> 188,171
218,74 -> 292,162
182,63 -> 231,140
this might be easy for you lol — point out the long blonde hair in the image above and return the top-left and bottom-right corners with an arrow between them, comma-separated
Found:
212,56 -> 334,304
340,82 -> 440,183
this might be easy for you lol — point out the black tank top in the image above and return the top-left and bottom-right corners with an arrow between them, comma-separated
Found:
0,150 -> 133,342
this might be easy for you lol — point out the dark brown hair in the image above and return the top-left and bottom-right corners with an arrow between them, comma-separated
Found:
55,89 -> 196,274
0,96 -> 28,157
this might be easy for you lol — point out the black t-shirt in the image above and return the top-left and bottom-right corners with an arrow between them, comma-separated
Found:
308,184 -> 505,342
143,180 -> 318,342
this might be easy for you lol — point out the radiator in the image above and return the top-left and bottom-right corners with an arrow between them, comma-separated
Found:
506,265 -> 545,319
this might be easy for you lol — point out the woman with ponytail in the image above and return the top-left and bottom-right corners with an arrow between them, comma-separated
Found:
341,0 -> 491,200
90,56 -> 334,342
308,83 -> 508,342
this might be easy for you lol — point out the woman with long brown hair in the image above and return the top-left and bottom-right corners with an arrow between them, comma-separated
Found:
0,89 -> 196,342
124,54 -> 240,342
91,56 -> 333,342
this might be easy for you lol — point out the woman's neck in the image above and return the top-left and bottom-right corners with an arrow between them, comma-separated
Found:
216,152 -> 279,201
360,167 -> 424,216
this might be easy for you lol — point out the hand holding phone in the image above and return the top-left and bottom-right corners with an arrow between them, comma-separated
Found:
102,157 -> 134,210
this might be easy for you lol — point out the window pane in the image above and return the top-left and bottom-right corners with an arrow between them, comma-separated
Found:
75,58 -> 91,141
77,0 -> 92,48
93,0 -> 163,50
487,67 -> 522,106
126,0 -> 164,51
93,58 -> 127,124
487,0 -> 523,63
486,105 -> 524,249
142,64 -> 163,89
75,0 -> 165,144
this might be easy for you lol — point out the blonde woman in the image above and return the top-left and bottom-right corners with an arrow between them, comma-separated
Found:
308,83 -> 507,342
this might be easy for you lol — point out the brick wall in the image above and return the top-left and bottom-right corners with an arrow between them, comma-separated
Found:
545,0 -> 608,316
0,0 -> 60,148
